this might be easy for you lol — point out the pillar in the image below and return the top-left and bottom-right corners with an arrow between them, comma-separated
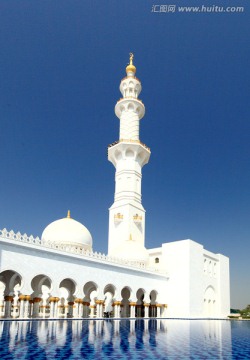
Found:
53,298 -> 60,318
68,301 -> 74,317
151,305 -> 156,317
95,300 -> 104,318
89,305 -> 96,318
29,300 -> 34,318
82,302 -> 90,318
32,297 -> 42,318
129,302 -> 136,318
49,297 -> 60,318
144,303 -> 150,318
113,301 -> 121,318
74,299 -> 84,318
4,296 -> 13,318
156,304 -> 162,318
12,296 -> 19,318
19,295 -> 31,318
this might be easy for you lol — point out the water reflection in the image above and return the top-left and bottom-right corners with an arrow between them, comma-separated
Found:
0,319 -> 236,359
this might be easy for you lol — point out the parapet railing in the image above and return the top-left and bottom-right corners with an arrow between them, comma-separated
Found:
108,139 -> 150,152
0,228 -> 166,275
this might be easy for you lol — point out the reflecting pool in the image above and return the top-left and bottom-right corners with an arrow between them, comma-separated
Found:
0,319 -> 250,359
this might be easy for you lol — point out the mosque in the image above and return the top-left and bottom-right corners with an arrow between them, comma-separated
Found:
0,54 -> 230,319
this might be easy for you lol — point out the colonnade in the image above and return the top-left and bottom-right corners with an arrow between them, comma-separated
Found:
0,294 -> 168,319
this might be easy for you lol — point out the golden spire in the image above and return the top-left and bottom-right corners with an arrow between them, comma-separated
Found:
67,210 -> 71,219
129,233 -> 132,240
126,52 -> 136,75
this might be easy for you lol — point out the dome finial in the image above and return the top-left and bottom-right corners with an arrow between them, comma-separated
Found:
67,210 -> 71,219
126,52 -> 136,75
129,52 -> 134,65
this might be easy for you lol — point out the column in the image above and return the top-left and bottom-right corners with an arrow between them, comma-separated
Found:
79,301 -> 84,318
95,300 -> 105,318
53,298 -> 60,318
0,294 -> 4,318
151,305 -> 156,317
32,297 -> 42,318
144,303 -> 150,318
129,302 -> 136,318
68,302 -> 74,318
73,299 -> 79,318
19,295 -> 31,318
12,296 -> 19,318
49,297 -> 60,318
41,304 -> 47,318
89,305 -> 96,318
4,296 -> 13,318
113,301 -> 121,318
57,301 -> 64,318
82,302 -> 90,318
156,304 -> 162,318
62,301 -> 68,318
28,300 -> 34,318
74,299 -> 84,318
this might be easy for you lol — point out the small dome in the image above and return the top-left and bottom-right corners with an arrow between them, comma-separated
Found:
42,211 -> 92,251
126,63 -> 136,74
112,239 -> 148,264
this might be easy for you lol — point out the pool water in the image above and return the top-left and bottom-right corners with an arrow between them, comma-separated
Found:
0,319 -> 250,359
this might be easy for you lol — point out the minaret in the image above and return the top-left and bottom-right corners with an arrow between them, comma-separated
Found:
107,54 -> 150,263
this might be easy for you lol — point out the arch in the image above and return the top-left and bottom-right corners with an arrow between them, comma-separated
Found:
204,286 -> 216,317
150,290 -> 158,304
57,278 -> 77,318
136,288 -> 145,317
125,149 -> 134,159
83,281 -> 98,303
115,150 -> 122,161
31,274 -> 52,298
59,278 -> 77,301
103,283 -> 116,297
149,290 -> 158,317
121,286 -> 132,317
127,103 -> 134,111
155,257 -> 159,264
103,284 -> 116,316
0,270 -> 22,296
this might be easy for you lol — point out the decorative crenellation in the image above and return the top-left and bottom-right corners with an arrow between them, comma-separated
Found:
114,213 -> 123,221
0,228 -> 167,275
133,214 -> 142,222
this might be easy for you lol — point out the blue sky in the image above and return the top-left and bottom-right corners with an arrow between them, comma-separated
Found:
0,1 -> 249,309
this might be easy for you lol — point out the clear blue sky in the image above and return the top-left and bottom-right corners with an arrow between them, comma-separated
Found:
0,1 -> 249,309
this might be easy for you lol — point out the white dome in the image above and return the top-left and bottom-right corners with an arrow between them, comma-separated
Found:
42,212 -> 92,251
112,240 -> 148,263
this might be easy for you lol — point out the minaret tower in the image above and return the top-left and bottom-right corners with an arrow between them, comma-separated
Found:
108,54 -> 150,263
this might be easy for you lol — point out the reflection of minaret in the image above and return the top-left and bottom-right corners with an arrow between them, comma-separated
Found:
108,54 -> 150,262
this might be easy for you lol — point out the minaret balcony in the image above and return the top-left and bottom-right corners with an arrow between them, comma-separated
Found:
115,98 -> 145,119
108,140 -> 151,168
108,139 -> 150,152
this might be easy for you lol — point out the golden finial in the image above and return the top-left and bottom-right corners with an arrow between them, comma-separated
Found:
129,52 -> 134,65
129,233 -> 132,240
126,52 -> 136,75
67,210 -> 71,218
